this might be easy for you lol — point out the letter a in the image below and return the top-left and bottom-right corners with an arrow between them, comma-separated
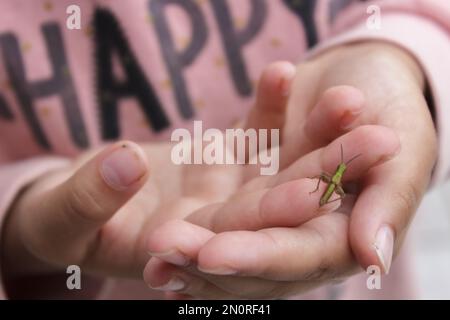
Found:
66,265 -> 81,290
366,265 -> 381,290
366,5 -> 381,30
66,5 -> 81,30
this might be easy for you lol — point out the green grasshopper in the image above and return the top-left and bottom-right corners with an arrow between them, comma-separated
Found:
309,144 -> 362,207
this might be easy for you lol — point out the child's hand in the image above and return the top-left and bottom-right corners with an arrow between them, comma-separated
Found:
143,42 -> 437,299
280,42 -> 437,272
144,125 -> 400,298
1,63 -> 297,285
3,140 -> 245,281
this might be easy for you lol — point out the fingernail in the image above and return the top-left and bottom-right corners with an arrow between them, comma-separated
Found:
150,277 -> 186,292
340,110 -> 362,130
149,250 -> 190,267
379,145 -> 402,164
100,144 -> 147,190
373,225 -> 395,274
198,265 -> 237,276
281,64 -> 296,97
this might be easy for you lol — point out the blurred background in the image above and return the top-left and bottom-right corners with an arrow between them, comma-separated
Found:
411,181 -> 450,299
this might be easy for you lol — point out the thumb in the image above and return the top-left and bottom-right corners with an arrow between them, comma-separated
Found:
22,141 -> 149,265
349,131 -> 435,275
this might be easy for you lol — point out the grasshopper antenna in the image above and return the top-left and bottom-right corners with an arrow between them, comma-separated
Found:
346,153 -> 362,165
340,144 -> 344,163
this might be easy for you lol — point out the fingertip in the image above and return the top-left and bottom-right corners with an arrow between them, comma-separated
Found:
323,125 -> 401,178
304,86 -> 365,142
98,140 -> 150,192
372,225 -> 395,274
147,219 -> 215,265
321,86 -> 365,111
349,185 -> 397,275
197,231 -> 275,276
143,257 -> 176,289
354,125 -> 401,161
258,61 -> 296,106
274,61 -> 297,97
197,232 -> 247,275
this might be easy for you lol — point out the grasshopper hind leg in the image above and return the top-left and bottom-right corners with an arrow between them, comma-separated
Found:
336,184 -> 345,198
323,184 -> 346,205
308,173 -> 332,195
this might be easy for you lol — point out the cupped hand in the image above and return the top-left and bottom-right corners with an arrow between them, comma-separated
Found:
144,124 -> 400,298
144,42 -> 437,299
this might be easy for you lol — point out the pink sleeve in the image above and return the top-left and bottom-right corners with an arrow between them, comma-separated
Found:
0,157 -> 69,298
310,1 -> 450,187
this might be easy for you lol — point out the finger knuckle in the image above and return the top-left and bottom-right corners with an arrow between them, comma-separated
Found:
66,176 -> 105,222
302,264 -> 332,282
302,226 -> 334,281
394,181 -> 420,215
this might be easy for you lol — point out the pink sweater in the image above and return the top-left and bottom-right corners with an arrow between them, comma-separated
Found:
0,0 -> 449,299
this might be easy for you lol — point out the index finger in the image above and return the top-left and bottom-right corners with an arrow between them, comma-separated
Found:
187,125 -> 400,233
270,125 -> 401,188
